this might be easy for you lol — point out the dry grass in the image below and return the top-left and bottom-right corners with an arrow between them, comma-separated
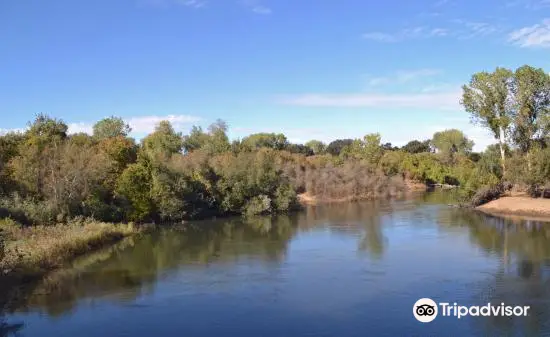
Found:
0,218 -> 139,278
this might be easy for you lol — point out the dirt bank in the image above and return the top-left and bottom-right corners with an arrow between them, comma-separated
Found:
477,196 -> 550,219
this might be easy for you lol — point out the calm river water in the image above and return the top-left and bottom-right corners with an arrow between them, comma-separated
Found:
2,192 -> 550,336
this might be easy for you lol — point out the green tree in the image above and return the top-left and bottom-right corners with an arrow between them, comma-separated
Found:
305,140 -> 326,155
182,120 -> 230,155
363,133 -> 383,164
431,129 -> 474,159
241,133 -> 289,151
511,65 -> 550,169
26,113 -> 68,147
402,140 -> 431,154
326,139 -> 353,156
92,116 -> 132,139
0,132 -> 24,193
142,121 -> 183,160
182,126 -> 209,153
116,163 -> 154,221
461,67 -> 514,175
203,119 -> 231,154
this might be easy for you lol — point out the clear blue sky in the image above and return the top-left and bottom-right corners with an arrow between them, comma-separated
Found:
1,0 -> 550,151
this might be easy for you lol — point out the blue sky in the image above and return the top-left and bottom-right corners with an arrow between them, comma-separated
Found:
1,0 -> 550,151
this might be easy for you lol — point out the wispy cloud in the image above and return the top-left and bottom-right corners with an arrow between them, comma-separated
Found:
127,114 -> 202,133
363,26 -> 448,42
509,18 -> 550,48
241,0 -> 272,14
365,69 -> 442,87
140,0 -> 207,8
451,19 -> 499,39
279,91 -> 461,110
433,0 -> 451,7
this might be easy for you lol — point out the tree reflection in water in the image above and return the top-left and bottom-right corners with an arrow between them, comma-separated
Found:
2,192 -> 550,337
0,215 -> 301,318
439,208 -> 550,336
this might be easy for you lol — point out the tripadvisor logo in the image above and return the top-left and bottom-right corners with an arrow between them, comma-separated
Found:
413,298 -> 530,323
413,298 -> 438,323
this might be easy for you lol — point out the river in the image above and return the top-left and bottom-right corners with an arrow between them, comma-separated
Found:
2,191 -> 550,336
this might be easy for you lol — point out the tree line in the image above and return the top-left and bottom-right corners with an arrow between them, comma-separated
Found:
0,64 -> 549,225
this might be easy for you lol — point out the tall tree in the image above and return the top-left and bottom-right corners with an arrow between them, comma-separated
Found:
511,65 -> 550,167
461,67 -> 514,175
142,121 -> 183,160
93,116 -> 132,139
431,129 -> 474,160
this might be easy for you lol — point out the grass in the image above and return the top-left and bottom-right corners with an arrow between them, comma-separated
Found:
0,217 -> 141,279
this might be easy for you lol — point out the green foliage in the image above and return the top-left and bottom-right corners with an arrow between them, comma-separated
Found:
93,116 -> 132,139
431,129 -> 474,158
241,133 -> 289,151
116,163 -> 154,221
400,153 -> 450,184
305,140 -> 326,155
142,121 -> 183,160
182,119 -> 231,155
244,195 -> 272,217
339,133 -> 383,165
379,151 -> 405,176
402,140 -> 431,154
26,113 -> 68,146
326,139 -> 353,156
511,65 -> 550,154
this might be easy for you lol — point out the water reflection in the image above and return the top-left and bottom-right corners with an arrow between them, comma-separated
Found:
2,192 -> 550,336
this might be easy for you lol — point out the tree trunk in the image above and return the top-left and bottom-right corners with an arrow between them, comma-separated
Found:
498,126 -> 506,177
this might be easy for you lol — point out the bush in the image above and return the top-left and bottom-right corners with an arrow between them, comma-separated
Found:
244,195 -> 272,217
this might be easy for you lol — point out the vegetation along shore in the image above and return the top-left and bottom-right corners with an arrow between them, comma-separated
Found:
1,64 -> 550,279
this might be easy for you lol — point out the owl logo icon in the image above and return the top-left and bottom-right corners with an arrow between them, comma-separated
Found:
413,298 -> 438,323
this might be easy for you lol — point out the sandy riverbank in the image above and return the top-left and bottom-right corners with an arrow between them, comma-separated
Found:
477,196 -> 550,219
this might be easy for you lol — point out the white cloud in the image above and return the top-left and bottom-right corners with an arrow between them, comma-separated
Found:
252,6 -> 272,14
366,69 -> 442,87
463,22 -> 498,37
362,32 -> 399,43
450,19 -> 499,39
177,0 -> 206,7
363,26 -> 448,42
241,0 -> 272,14
126,114 -> 201,134
434,0 -> 450,6
280,91 -> 461,110
140,0 -> 207,8
68,123 -> 93,134
509,18 -> 550,48
67,114 -> 201,136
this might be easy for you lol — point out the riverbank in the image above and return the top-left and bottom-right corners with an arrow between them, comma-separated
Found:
0,219 -> 143,283
477,196 -> 550,219
297,179 -> 428,205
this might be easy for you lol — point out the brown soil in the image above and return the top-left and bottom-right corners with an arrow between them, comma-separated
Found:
477,196 -> 550,218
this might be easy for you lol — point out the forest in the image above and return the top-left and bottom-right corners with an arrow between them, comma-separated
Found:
0,64 -> 550,279
0,64 -> 549,226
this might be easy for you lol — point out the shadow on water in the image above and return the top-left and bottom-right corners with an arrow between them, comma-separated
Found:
2,191 -> 550,336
